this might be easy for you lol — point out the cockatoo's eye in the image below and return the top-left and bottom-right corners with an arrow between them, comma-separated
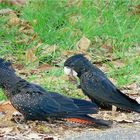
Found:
64,67 -> 78,77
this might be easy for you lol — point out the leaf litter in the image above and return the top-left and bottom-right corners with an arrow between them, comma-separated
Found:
0,100 -> 140,139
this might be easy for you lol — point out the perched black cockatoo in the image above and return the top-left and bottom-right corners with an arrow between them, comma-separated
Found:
64,54 -> 140,113
0,58 -> 111,127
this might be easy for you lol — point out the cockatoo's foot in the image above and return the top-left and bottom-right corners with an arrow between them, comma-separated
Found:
112,105 -> 117,116
12,111 -> 25,123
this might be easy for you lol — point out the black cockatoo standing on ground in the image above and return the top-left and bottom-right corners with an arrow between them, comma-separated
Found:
0,58 -> 111,127
64,54 -> 140,113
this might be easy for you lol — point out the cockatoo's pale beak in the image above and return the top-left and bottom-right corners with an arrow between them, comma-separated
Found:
64,67 -> 78,77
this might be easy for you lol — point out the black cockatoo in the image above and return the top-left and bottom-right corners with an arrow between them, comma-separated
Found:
0,58 -> 111,127
64,54 -> 140,113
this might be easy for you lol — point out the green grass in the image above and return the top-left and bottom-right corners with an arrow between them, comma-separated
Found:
22,0 -> 140,50
108,57 -> 140,86
0,89 -> 7,101
0,0 -> 140,100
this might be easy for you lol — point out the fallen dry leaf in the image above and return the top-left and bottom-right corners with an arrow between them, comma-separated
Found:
7,12 -> 21,26
19,24 -> 32,31
9,16 -> 20,26
0,101 -> 17,121
0,8 -> 14,15
0,0 -> 26,5
13,0 -> 26,5
26,48 -> 39,65
37,63 -> 53,71
129,4 -> 140,15
13,63 -> 24,70
31,63 -> 54,74
76,36 -> 91,51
